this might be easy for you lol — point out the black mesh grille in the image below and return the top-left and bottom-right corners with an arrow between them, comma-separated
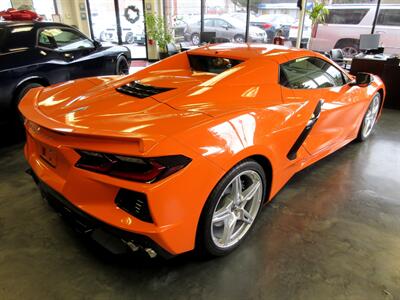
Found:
115,189 -> 153,223
116,81 -> 174,99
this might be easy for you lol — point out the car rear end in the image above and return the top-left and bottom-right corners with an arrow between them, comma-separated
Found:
19,83 -> 224,258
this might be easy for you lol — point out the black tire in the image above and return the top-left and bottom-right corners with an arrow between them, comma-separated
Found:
115,55 -> 129,75
335,39 -> 359,58
356,92 -> 381,142
191,33 -> 200,46
196,159 -> 267,257
234,34 -> 245,43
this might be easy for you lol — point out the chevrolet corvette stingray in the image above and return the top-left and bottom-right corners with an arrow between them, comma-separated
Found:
19,43 -> 385,258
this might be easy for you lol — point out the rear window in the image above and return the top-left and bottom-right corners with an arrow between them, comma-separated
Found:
325,9 -> 369,24
377,9 -> 400,26
188,55 -> 243,74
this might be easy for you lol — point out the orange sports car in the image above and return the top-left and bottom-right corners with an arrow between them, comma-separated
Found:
19,44 -> 385,258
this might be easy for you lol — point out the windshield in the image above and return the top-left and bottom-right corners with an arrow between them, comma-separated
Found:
188,54 -> 243,74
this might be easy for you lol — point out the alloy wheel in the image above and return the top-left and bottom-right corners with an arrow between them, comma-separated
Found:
211,170 -> 263,248
362,95 -> 380,138
192,34 -> 200,46
341,46 -> 358,58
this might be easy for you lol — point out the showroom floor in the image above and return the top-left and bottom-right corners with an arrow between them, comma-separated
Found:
0,109 -> 399,300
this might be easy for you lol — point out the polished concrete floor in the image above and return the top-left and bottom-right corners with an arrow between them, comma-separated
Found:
1,109 -> 400,300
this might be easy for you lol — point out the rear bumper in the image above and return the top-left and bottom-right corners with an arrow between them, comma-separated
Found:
28,169 -> 173,258
23,123 -> 224,256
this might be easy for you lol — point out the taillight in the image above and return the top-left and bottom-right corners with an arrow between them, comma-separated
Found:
263,23 -> 272,29
291,25 -> 298,29
75,150 -> 191,183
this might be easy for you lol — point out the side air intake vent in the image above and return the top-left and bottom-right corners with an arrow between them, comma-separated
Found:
116,81 -> 174,99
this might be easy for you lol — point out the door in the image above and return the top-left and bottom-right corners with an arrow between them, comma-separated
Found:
375,8 -> 400,55
37,27 -> 108,79
214,18 -> 236,41
279,56 -> 359,156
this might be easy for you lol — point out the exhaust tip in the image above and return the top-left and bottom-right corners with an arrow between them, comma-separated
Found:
144,248 -> 157,258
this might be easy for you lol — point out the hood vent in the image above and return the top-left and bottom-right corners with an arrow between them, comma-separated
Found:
116,81 -> 174,99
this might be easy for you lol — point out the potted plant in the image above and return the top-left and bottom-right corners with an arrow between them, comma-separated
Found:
307,0 -> 329,45
145,13 -> 173,60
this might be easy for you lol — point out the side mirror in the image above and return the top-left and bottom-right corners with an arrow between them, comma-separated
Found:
222,24 -> 230,30
353,72 -> 373,87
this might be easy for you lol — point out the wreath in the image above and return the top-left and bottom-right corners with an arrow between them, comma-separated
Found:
124,5 -> 140,24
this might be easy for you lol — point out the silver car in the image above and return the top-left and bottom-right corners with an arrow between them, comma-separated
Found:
185,15 -> 267,45
310,4 -> 400,57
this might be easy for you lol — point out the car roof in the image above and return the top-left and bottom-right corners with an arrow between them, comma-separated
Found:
327,4 -> 400,8
0,21 -> 71,29
188,43 -> 314,61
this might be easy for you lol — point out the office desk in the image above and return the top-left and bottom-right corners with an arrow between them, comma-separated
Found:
350,54 -> 400,109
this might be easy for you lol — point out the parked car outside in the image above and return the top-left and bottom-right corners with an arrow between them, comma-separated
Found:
254,14 -> 295,39
309,4 -> 400,57
230,12 -> 276,43
0,21 -> 131,131
99,19 -> 145,45
288,17 -> 312,47
185,15 -> 267,45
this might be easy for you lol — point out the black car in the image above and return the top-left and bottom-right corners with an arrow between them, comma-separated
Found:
0,21 -> 131,131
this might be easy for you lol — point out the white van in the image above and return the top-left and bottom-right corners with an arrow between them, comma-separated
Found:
309,4 -> 400,57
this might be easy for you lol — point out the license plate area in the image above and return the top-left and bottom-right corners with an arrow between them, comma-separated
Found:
39,143 -> 57,167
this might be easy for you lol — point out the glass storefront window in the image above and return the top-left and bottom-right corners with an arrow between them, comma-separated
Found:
32,0 -> 55,21
89,0 -> 118,44
202,0 -> 258,44
0,1 -> 11,11
164,0 -> 201,46
249,0 -> 299,46
308,1 -> 377,58
118,0 -> 146,59
88,0 -> 146,59
375,0 -> 400,56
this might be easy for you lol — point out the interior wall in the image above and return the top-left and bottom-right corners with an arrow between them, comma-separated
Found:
56,0 -> 91,36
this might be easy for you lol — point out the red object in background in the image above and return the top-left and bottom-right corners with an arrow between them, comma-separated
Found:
0,8 -> 43,21
262,23 -> 273,29
273,36 -> 285,46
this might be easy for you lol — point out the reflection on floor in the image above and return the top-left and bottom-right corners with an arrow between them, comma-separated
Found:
0,110 -> 400,299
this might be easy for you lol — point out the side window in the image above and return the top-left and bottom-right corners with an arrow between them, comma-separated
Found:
325,9 -> 369,25
38,28 -> 94,51
377,9 -> 400,26
204,19 -> 214,27
280,57 -> 346,89
215,19 -> 229,28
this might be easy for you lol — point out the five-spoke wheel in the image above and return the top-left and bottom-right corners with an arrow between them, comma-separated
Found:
197,159 -> 266,256
358,93 -> 381,141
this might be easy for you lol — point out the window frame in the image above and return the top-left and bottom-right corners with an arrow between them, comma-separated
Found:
36,26 -> 95,52
279,56 -> 351,90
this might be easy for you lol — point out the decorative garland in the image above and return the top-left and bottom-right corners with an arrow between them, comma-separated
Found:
124,5 -> 140,24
